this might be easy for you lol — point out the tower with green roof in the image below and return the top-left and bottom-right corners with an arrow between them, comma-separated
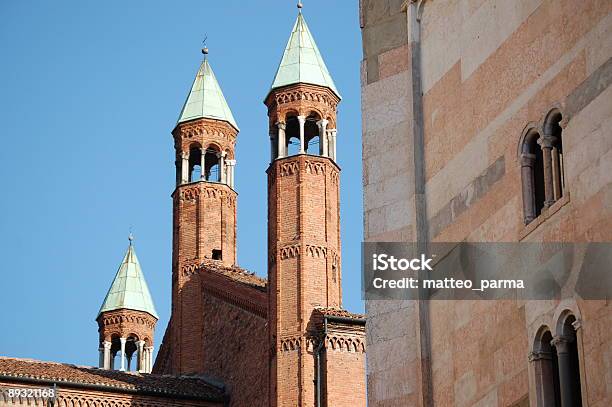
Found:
96,235 -> 158,373
264,5 -> 366,407
168,47 -> 240,374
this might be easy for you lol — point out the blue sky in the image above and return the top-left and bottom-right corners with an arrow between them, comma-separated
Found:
0,0 -> 362,366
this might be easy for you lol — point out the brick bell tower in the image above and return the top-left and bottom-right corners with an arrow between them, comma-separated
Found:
170,47 -> 239,374
265,5 -> 344,405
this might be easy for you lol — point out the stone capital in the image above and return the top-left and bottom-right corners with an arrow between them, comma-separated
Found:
528,350 -> 552,362
103,341 -> 112,350
276,121 -> 286,130
297,115 -> 306,123
520,152 -> 536,167
537,134 -> 557,149
551,335 -> 572,354
181,151 -> 189,159
119,337 -> 127,344
572,319 -> 582,331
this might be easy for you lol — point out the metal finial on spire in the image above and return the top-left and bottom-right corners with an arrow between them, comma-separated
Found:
128,230 -> 134,245
201,35 -> 209,58
297,2 -> 303,9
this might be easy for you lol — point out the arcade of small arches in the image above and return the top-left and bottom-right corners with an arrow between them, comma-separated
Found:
98,335 -> 154,374
176,143 -> 236,189
519,107 -> 566,225
270,111 -> 338,162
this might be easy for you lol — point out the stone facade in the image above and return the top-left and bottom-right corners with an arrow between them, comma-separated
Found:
361,0 -> 612,406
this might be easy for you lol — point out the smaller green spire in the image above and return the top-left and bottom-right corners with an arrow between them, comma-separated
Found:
177,51 -> 239,131
98,237 -> 158,319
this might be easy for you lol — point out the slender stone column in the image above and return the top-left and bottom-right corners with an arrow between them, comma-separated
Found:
145,346 -> 154,373
551,336 -> 574,407
317,119 -> 329,156
297,116 -> 306,154
103,341 -> 111,370
521,153 -> 536,223
277,122 -> 286,158
551,146 -> 562,200
219,151 -> 226,183
136,340 -> 145,372
119,337 -> 127,371
538,135 -> 557,208
329,129 -> 337,160
226,160 -> 236,189
181,151 -> 189,184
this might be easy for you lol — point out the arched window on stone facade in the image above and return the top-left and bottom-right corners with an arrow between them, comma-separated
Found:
552,314 -> 583,407
520,129 -> 546,223
532,315 -> 583,407
520,110 -> 566,224
532,328 -> 561,406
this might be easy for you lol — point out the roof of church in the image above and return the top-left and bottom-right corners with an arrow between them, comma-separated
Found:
268,11 -> 339,98
177,57 -> 239,130
0,357 -> 224,401
198,259 -> 267,292
315,307 -> 366,322
98,241 -> 158,319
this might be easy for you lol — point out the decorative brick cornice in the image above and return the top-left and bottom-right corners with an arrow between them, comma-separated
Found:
279,161 -> 299,177
264,83 -> 340,126
280,335 -> 302,352
305,245 -> 327,258
326,334 -> 366,353
305,160 -> 326,175
279,244 -> 300,259
172,117 -> 237,155
173,181 -> 237,205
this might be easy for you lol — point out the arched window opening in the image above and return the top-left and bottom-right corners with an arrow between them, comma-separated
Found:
532,329 -> 561,407
203,147 -> 221,182
286,116 -> 301,156
304,117 -> 320,155
189,146 -> 202,182
553,315 -> 583,407
124,336 -> 138,372
521,131 -> 546,223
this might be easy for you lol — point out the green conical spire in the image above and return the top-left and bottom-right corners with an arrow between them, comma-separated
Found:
98,238 -> 158,319
177,57 -> 239,131
269,11 -> 340,98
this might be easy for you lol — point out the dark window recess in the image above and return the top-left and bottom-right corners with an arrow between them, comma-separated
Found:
212,249 -> 222,260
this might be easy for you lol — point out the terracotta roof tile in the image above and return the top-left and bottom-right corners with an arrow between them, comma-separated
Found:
315,307 -> 365,321
198,260 -> 267,292
0,357 -> 224,401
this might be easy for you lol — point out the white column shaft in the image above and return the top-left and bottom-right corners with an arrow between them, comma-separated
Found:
181,153 -> 189,184
119,338 -> 127,371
